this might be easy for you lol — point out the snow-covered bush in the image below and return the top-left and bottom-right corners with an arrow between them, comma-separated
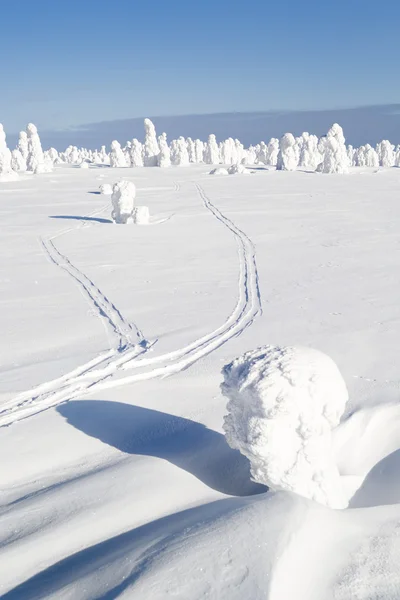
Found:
276,133 -> 298,171
143,118 -> 160,166
110,141 -> 128,168
221,345 -> 349,509
111,180 -> 136,224
99,183 -> 113,195
0,124 -> 19,181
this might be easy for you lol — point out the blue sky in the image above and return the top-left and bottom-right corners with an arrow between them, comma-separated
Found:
1,0 -> 400,132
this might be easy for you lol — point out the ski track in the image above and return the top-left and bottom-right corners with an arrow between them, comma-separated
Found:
0,181 -> 262,427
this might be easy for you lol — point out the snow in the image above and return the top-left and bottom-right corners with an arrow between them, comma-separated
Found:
2,163 -> 400,598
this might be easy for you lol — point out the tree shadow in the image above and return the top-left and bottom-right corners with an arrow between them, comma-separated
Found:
57,400 -> 266,497
49,215 -> 112,224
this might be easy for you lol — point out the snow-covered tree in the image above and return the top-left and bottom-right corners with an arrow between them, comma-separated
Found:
0,124 -> 19,180
256,142 -> 268,165
376,140 -> 395,167
221,345 -> 349,509
276,133 -> 298,171
99,183 -> 113,195
317,124 -> 349,174
111,180 -> 136,224
143,118 -> 160,166
18,131 -> 29,160
194,139 -> 204,163
157,133 -> 171,167
11,149 -> 26,172
204,134 -> 220,165
133,205 -> 150,224
26,123 -> 50,173
170,137 -> 190,166
110,140 -> 128,168
299,134 -> 320,170
267,138 -> 279,166
130,139 -> 144,167
186,137 -> 196,163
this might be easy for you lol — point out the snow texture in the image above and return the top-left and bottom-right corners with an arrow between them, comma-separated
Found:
222,345 -> 349,508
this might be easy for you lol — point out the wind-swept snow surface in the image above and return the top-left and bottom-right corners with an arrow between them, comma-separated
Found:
3,164 -> 400,599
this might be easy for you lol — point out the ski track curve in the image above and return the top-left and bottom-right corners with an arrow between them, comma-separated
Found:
0,181 -> 262,427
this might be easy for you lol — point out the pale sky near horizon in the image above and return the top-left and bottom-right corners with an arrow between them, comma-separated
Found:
1,0 -> 400,132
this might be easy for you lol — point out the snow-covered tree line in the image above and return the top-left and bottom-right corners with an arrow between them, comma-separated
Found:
1,118 -> 400,179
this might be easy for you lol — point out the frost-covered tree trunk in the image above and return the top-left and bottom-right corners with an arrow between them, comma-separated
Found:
111,180 -> 136,224
0,124 -> 19,180
157,133 -> 171,167
276,133 -> 298,171
110,141 -> 128,168
221,346 -> 350,509
143,118 -> 160,166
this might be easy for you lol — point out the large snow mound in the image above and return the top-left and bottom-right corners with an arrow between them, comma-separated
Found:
222,345 -> 349,508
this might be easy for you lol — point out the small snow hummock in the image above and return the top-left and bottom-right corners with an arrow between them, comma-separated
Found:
111,180 -> 136,224
99,183 -> 113,195
209,167 -> 229,176
228,163 -> 250,175
221,345 -> 349,509
133,205 -> 150,224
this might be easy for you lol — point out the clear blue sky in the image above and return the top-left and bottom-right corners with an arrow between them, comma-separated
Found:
1,0 -> 399,132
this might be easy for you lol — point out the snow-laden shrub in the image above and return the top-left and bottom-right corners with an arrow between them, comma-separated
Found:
26,123 -> 50,173
80,161 -> 89,169
157,133 -> 171,167
143,118 -> 160,166
111,180 -> 136,224
276,133 -> 298,171
221,345 -> 349,509
0,124 -> 19,181
204,134 -> 220,165
317,124 -> 349,174
133,205 -> 150,224
110,141 -> 128,168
